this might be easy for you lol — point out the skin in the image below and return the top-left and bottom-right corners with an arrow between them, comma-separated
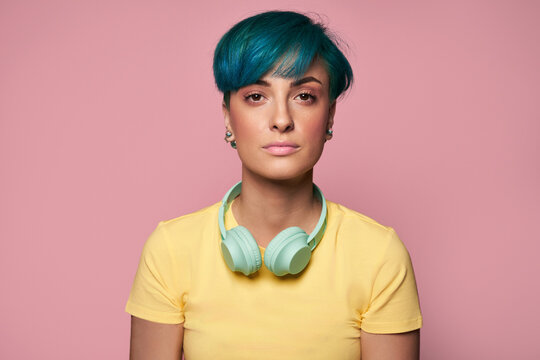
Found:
129,59 -> 420,359
361,329 -> 420,359
129,317 -> 183,360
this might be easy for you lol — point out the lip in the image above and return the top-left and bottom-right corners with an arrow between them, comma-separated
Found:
262,142 -> 300,156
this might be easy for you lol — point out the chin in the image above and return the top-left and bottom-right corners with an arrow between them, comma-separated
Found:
249,162 -> 316,182
239,150 -> 323,182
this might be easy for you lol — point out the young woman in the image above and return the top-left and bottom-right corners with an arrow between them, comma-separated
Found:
127,11 -> 422,359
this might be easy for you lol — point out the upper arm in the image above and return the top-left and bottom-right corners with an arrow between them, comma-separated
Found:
126,223 -> 190,324
130,316 -> 184,360
360,329 -> 420,360
360,228 -> 422,334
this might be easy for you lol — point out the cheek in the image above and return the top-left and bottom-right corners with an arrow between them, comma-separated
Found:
307,120 -> 326,135
229,113 -> 252,138
301,113 -> 328,142
229,107 -> 266,139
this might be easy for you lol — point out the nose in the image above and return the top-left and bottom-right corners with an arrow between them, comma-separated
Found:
270,99 -> 294,133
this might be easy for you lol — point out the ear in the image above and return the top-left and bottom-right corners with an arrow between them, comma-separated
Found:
222,102 -> 234,140
328,100 -> 336,128
222,101 -> 230,128
326,101 -> 336,140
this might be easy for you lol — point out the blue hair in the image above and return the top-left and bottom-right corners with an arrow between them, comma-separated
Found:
213,11 -> 353,106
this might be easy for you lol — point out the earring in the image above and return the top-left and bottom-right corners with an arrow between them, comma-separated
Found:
326,129 -> 333,136
224,130 -> 236,149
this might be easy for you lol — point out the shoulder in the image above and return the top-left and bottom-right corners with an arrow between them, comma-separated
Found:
325,200 -> 408,259
327,200 -> 396,241
160,202 -> 220,232
146,202 -> 221,253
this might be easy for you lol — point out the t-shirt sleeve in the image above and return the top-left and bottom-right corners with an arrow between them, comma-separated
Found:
360,228 -> 423,334
125,222 -> 190,324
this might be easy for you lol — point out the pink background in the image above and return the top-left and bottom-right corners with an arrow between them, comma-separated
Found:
1,0 -> 538,358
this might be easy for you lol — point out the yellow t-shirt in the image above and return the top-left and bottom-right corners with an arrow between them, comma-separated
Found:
126,200 -> 422,359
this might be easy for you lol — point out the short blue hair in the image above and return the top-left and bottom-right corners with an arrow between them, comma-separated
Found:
213,11 -> 353,106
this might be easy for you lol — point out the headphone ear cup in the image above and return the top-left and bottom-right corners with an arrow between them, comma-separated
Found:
221,226 -> 262,276
264,226 -> 311,276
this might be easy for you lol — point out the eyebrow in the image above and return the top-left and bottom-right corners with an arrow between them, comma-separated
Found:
291,76 -> 322,87
254,79 -> 271,86
253,76 -> 323,88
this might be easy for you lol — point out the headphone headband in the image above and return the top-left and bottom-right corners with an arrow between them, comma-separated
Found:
218,182 -> 327,251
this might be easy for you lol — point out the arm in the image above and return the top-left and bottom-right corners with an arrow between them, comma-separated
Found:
129,316 -> 184,360
360,329 -> 420,360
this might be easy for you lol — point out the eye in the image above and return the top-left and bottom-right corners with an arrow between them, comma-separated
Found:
245,93 -> 264,102
295,92 -> 316,103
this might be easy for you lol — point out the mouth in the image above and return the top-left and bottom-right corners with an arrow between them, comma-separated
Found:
262,142 -> 300,156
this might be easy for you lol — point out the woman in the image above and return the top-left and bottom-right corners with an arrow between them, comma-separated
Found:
126,10 -> 422,359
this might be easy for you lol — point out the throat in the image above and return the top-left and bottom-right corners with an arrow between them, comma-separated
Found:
230,192 -> 322,248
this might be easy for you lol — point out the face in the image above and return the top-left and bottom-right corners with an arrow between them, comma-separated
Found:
223,59 -> 336,182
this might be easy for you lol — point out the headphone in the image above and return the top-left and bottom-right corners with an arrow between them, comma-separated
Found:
218,182 -> 327,276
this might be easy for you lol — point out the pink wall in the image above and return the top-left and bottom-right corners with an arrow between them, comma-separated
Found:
1,0 -> 538,358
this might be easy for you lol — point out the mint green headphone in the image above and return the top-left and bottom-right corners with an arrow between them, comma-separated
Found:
218,182 -> 327,276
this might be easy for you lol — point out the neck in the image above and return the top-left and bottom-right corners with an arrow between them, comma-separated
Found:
231,166 -> 322,247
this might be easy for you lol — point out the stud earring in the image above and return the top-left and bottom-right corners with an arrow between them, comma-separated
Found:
230,140 -> 237,149
326,129 -> 333,136
225,131 -> 232,137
